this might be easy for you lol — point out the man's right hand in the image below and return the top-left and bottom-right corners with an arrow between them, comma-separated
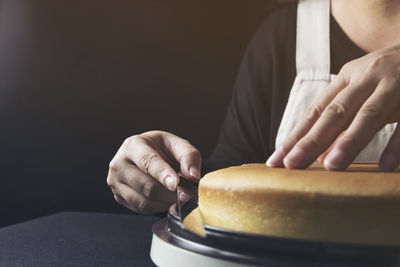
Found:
106,131 -> 202,214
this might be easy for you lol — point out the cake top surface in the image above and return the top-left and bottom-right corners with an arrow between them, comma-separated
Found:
200,163 -> 400,198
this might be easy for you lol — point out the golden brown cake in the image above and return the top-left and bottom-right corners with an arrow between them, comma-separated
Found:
183,207 -> 206,237
197,163 -> 400,245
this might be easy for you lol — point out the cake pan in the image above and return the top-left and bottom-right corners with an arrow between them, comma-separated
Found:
160,195 -> 400,267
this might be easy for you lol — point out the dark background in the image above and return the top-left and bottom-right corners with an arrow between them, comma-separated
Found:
0,0 -> 282,227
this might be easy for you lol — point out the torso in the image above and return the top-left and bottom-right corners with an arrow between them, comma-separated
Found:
204,3 -> 383,172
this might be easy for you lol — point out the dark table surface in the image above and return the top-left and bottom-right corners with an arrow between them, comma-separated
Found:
0,212 -> 160,267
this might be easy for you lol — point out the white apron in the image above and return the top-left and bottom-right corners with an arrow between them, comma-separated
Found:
275,0 -> 396,163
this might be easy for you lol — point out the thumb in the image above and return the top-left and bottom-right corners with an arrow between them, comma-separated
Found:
163,133 -> 202,182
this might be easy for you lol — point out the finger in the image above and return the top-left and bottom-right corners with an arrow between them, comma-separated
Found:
112,182 -> 170,214
109,186 -> 129,207
380,124 -> 400,171
163,134 -> 202,181
283,78 -> 376,169
124,136 -> 180,191
317,131 -> 345,163
113,193 -> 123,205
267,74 -> 348,167
112,162 -> 177,203
324,79 -> 399,170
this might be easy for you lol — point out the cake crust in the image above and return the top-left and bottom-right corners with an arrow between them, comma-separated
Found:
200,163 -> 400,197
198,163 -> 400,245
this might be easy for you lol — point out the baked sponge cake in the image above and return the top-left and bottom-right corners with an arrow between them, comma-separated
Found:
196,163 -> 400,245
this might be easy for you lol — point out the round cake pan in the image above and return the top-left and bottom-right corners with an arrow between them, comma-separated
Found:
162,196 -> 400,267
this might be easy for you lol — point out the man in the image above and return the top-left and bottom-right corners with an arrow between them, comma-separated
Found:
107,0 -> 400,214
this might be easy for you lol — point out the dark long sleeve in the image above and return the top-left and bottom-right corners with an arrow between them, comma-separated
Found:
203,6 -> 298,173
204,40 -> 272,172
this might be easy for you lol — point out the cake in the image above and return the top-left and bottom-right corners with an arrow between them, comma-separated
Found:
188,163 -> 400,245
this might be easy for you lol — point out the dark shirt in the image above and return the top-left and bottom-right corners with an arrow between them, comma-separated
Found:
204,4 -> 365,173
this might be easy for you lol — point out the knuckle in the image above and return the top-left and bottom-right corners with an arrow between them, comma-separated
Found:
142,181 -> 156,199
181,138 -> 191,145
304,103 -> 324,123
179,148 -> 202,168
106,176 -> 115,188
281,134 -> 298,153
184,148 -> 201,159
123,135 -> 140,147
370,54 -> 388,68
301,134 -> 320,148
146,130 -> 164,137
108,160 -> 118,172
360,103 -> 384,120
138,152 -> 159,173
323,102 -> 347,120
341,61 -> 353,74
338,64 -> 355,85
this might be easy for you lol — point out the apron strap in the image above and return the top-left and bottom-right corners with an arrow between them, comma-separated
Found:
296,0 -> 331,76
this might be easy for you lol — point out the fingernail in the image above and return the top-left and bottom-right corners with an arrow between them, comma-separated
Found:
189,167 -> 201,179
284,146 -> 306,168
164,175 -> 177,191
179,192 -> 191,203
266,148 -> 285,167
380,152 -> 399,172
324,149 -> 347,170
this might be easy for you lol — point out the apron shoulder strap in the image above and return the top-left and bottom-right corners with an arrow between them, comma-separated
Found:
296,0 -> 330,76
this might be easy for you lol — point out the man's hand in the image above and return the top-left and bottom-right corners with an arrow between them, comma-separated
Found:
107,131 -> 201,214
267,44 -> 400,171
